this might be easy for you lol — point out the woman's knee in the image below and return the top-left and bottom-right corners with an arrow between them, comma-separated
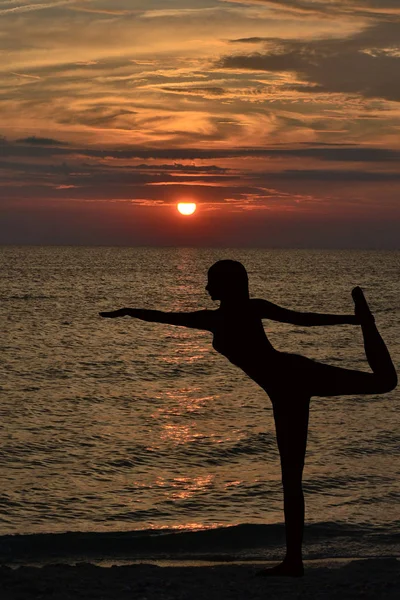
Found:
374,370 -> 397,394
382,372 -> 397,393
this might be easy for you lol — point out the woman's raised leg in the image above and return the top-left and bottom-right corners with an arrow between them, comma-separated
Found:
352,287 -> 397,389
258,395 -> 310,577
308,288 -> 397,397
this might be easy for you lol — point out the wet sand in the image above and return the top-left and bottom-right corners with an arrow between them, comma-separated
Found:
1,558 -> 399,600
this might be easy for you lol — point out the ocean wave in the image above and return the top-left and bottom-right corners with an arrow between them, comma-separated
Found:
1,522 -> 399,565
1,295 -> 56,301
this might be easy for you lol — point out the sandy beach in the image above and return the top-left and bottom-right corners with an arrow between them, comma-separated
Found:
1,558 -> 399,600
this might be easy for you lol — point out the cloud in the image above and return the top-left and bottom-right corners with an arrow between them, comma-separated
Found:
58,106 -> 139,130
0,0 -> 83,16
270,169 -> 400,181
2,0 -> 396,154
221,0 -> 400,19
140,7 -> 222,19
161,86 -> 227,97
1,134 -> 399,215
10,71 -> 41,79
2,137 -> 400,162
229,37 -> 271,44
218,21 -> 400,101
16,136 -> 68,146
0,1 -> 399,250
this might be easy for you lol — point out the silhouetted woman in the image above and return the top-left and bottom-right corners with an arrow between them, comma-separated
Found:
100,260 -> 397,577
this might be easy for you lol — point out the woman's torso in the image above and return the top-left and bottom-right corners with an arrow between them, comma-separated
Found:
210,300 -> 313,399
211,302 -> 280,389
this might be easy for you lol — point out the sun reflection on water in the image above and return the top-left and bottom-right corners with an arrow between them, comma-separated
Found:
170,475 -> 214,500
160,422 -> 204,445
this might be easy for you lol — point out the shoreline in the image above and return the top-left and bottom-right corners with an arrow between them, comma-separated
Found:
1,557 -> 399,600
2,522 -> 399,565
3,555 -> 399,569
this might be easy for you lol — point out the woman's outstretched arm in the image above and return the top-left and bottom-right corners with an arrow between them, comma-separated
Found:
99,308 -> 214,331
253,299 -> 360,327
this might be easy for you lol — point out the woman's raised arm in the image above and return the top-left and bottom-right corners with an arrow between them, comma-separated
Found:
99,308 -> 215,331
253,299 -> 359,327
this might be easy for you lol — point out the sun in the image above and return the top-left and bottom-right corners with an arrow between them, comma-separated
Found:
177,202 -> 197,216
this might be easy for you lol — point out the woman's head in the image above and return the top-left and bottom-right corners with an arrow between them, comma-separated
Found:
206,260 -> 249,302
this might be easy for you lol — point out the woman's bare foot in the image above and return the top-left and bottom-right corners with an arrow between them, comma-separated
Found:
352,286 -> 375,324
256,560 -> 304,578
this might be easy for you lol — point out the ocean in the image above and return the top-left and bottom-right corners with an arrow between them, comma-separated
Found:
1,246 -> 399,564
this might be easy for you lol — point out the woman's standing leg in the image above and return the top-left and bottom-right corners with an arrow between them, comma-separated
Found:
258,395 -> 310,577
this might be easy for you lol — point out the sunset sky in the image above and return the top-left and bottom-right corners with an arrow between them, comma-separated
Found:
1,0 -> 400,247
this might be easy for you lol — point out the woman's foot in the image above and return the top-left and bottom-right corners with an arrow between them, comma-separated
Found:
256,560 -> 304,578
352,286 -> 375,324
